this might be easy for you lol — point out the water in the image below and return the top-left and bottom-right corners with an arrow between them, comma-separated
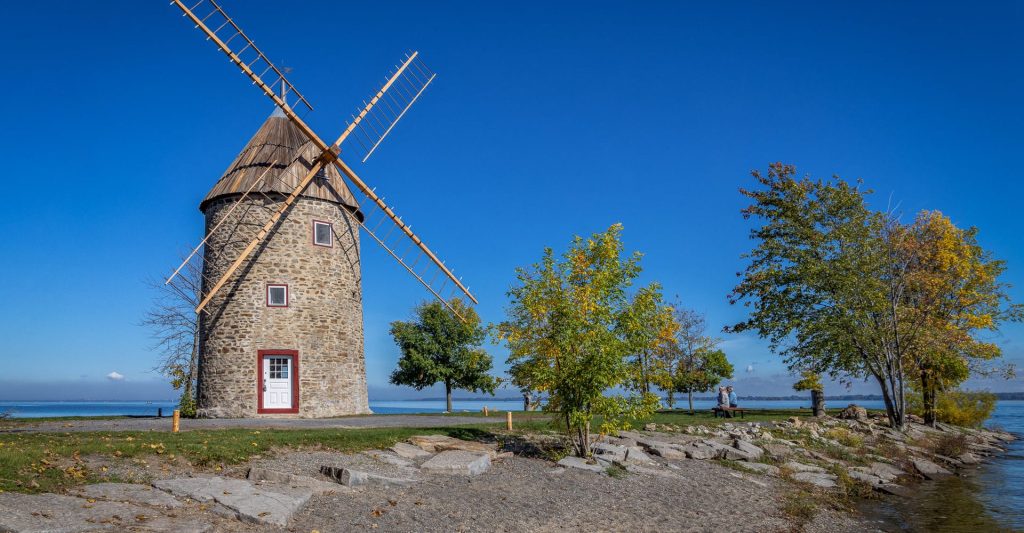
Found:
2,398 -> 1020,530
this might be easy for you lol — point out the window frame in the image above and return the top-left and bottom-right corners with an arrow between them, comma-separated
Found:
266,283 -> 289,308
312,220 -> 333,248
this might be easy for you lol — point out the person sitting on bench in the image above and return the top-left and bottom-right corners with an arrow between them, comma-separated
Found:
727,386 -> 738,409
717,386 -> 730,417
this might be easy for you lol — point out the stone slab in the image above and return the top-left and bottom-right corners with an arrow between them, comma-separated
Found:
71,482 -> 182,508
557,456 -> 605,473
791,471 -> 838,488
408,435 -> 499,458
912,458 -> 952,480
153,476 -> 310,527
390,442 -> 434,459
319,466 -> 416,487
246,467 -> 347,494
420,450 -> 492,476
782,461 -> 826,473
733,439 -> 764,460
866,462 -> 905,482
0,492 -> 212,533
740,462 -> 779,476
361,449 -> 415,467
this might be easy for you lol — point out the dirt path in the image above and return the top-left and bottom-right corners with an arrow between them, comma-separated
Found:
1,414 -> 521,433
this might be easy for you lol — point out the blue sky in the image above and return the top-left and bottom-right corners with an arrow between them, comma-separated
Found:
0,1 -> 1021,401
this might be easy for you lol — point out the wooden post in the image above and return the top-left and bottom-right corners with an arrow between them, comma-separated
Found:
506,411 -> 512,431
483,406 -> 489,417
172,410 -> 181,433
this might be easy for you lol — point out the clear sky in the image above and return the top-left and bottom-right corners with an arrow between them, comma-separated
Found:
0,1 -> 1021,401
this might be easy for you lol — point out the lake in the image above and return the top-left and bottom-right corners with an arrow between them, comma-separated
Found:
2,398 -> 1020,529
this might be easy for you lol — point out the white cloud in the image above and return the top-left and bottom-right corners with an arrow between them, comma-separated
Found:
106,371 -> 125,381
746,365 -> 755,373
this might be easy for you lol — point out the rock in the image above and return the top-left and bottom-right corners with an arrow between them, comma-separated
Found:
591,442 -> 629,462
420,450 -> 492,475
603,435 -> 638,448
865,462 -> 905,482
644,423 -> 658,431
762,443 -> 795,461
683,443 -> 719,460
0,492 -> 213,533
153,476 -> 311,526
362,449 -> 415,467
733,439 -> 764,460
319,466 -> 416,487
792,471 -> 838,488
625,446 -> 655,464
740,462 -> 780,476
912,458 -> 953,480
846,470 -> 884,485
907,414 -> 925,424
557,456 -> 606,473
877,483 -> 914,497
957,452 -> 982,465
408,435 -> 499,457
71,482 -> 183,508
838,404 -> 868,421
782,461 -> 826,473
637,440 -> 687,459
391,441 -> 434,459
246,467 -> 344,494
788,416 -> 803,428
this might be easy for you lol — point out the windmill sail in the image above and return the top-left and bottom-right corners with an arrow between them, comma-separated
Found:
169,0 -> 477,317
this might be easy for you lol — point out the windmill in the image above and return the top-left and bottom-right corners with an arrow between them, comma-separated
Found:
163,0 -> 476,418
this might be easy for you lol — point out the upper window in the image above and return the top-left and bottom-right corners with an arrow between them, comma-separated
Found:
313,221 -> 333,247
267,284 -> 288,307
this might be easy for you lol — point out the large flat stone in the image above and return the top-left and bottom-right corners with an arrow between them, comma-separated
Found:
846,470 -> 883,485
71,482 -> 183,508
319,466 -> 416,487
247,467 -> 346,494
361,450 -> 415,467
782,461 -> 826,473
733,439 -> 764,460
791,471 -> 838,488
866,461 -> 905,482
420,450 -> 491,475
591,442 -> 628,462
556,456 -> 605,473
0,492 -> 212,532
153,476 -> 310,527
390,442 -> 433,459
408,435 -> 498,457
912,458 -> 953,480
740,462 -> 779,476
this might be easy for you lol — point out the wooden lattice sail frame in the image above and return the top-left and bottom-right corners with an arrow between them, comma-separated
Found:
166,0 -> 476,318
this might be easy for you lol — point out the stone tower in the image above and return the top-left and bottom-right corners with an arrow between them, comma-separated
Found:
196,109 -> 371,418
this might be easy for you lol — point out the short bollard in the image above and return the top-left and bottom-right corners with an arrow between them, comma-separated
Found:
506,411 -> 512,431
483,406 -> 489,417
172,410 -> 180,433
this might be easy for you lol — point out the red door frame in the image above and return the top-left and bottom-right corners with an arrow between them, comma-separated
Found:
257,350 -> 299,414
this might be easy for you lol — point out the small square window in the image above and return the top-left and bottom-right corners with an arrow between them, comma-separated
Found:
313,221 -> 333,247
267,284 -> 288,307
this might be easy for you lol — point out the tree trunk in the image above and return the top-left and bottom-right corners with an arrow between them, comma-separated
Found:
810,389 -> 825,417
667,390 -> 675,410
445,381 -> 453,413
687,390 -> 694,414
921,369 -> 937,427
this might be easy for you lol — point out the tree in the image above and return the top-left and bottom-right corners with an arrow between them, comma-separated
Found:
792,370 -> 825,417
389,298 -> 497,412
728,163 -> 916,429
896,211 -> 1021,426
143,260 -> 202,417
498,224 -> 660,457
654,305 -> 734,412
621,284 -> 677,396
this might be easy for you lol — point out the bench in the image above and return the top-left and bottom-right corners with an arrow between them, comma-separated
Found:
712,406 -> 746,418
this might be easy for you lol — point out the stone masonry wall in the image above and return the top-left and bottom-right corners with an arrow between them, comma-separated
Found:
196,195 -> 370,418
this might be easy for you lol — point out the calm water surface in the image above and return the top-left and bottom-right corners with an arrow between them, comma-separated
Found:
3,399 -> 1020,530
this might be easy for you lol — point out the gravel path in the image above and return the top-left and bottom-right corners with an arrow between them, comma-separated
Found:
1,414 -> 518,433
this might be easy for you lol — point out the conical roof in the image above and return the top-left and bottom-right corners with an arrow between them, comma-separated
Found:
200,109 -> 361,217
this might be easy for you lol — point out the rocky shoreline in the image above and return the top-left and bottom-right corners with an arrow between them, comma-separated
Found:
0,409 -> 1014,532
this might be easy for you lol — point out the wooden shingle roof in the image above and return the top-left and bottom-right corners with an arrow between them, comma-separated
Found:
200,109 -> 361,216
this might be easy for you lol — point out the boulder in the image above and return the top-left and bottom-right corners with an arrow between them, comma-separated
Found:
912,458 -> 953,480
420,450 -> 491,476
638,440 -> 687,459
557,456 -> 605,473
791,471 -> 837,488
319,466 -> 416,487
733,439 -> 764,460
683,443 -> 719,460
838,404 -> 868,421
624,446 -> 655,464
762,443 -> 795,461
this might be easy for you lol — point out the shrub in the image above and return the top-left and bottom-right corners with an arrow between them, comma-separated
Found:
931,433 -> 969,458
935,390 -> 997,428
178,393 -> 197,418
825,428 -> 863,448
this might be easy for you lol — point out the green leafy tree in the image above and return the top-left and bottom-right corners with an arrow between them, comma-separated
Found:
728,163 -> 914,429
497,224 -> 660,457
792,370 -> 825,417
621,284 -> 676,396
656,305 -> 733,412
389,298 -> 497,412
673,347 -> 733,413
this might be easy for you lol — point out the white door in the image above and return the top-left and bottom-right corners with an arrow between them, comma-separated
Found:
262,355 -> 292,410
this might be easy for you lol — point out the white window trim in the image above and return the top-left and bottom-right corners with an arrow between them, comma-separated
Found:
267,284 -> 288,307
313,221 -> 333,247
